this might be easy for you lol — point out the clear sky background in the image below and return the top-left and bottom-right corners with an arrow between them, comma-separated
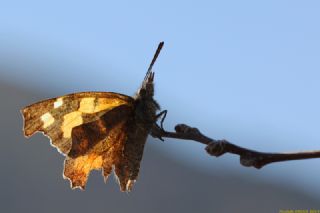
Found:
1,0 -> 320,196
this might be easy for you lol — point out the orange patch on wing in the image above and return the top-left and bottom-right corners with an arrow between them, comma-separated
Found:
63,154 -> 103,189
95,98 -> 128,112
62,111 -> 83,138
78,97 -> 128,114
78,97 -> 95,113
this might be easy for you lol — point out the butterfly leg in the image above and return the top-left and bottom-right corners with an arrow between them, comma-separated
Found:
151,123 -> 165,141
151,110 -> 167,142
156,109 -> 167,130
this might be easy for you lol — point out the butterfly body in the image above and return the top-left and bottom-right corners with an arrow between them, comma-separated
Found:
22,42 -> 164,191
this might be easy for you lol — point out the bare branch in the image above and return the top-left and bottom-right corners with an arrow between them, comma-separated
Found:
151,124 -> 320,169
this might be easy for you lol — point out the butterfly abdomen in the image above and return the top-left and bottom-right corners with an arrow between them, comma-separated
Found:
117,96 -> 159,191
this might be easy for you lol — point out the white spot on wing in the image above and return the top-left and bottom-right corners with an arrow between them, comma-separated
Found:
41,112 -> 54,128
54,97 -> 63,108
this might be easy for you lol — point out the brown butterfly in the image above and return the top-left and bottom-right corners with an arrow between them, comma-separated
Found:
21,42 -> 166,192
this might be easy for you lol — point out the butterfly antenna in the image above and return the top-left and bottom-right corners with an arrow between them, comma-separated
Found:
144,41 -> 164,81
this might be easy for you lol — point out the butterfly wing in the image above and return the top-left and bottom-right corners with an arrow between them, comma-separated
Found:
22,92 -> 148,191
64,104 -> 150,191
63,104 -> 133,190
21,92 -> 134,154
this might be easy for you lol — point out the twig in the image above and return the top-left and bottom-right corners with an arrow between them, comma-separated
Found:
151,124 -> 320,169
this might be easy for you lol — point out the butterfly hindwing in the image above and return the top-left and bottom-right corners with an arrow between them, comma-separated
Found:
63,103 -> 145,191
63,104 -> 133,190
21,92 -> 134,154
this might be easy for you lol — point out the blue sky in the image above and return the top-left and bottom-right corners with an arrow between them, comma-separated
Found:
1,0 -> 320,195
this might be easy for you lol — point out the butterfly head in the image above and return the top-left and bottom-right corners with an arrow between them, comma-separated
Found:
138,71 -> 154,98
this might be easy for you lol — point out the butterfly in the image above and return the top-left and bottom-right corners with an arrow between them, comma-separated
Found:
21,42 -> 166,192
